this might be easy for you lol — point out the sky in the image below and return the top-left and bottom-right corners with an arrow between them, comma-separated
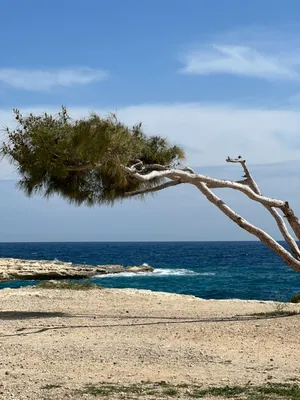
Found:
1,0 -> 300,241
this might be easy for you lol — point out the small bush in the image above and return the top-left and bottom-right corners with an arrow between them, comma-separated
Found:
162,387 -> 179,396
249,310 -> 298,317
290,294 -> 300,303
41,384 -> 62,390
36,279 -> 101,290
79,383 -> 144,396
190,385 -> 245,398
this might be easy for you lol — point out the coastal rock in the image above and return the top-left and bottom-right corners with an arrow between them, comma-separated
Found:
0,258 -> 154,282
126,265 -> 154,273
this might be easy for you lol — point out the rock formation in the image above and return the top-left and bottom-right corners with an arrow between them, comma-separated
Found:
0,258 -> 154,281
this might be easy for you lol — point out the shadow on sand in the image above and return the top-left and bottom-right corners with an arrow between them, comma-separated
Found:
0,310 -> 298,338
0,311 -> 70,320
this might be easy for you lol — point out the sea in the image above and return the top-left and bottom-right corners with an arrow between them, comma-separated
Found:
1,241 -> 300,301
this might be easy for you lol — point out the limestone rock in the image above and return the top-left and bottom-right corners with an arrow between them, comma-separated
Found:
0,258 -> 154,281
126,265 -> 154,273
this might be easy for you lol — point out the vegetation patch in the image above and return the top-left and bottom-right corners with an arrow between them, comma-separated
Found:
161,387 -> 179,396
290,294 -> 300,303
41,383 -> 62,390
36,279 -> 100,290
77,382 -> 300,399
78,383 -> 146,397
190,385 -> 246,398
248,310 -> 298,318
190,383 -> 300,399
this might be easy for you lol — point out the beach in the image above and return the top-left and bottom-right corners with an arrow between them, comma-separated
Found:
0,287 -> 299,399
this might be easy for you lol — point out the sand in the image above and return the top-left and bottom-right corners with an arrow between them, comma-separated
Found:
0,287 -> 299,399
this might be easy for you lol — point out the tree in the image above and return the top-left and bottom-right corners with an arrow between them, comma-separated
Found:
1,107 -> 300,273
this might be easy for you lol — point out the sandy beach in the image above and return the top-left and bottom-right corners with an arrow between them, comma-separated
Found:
0,287 -> 299,399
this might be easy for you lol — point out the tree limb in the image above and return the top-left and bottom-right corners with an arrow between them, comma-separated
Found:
226,156 -> 261,194
125,179 -> 183,197
124,167 -> 288,209
194,181 -> 300,273
130,160 -> 143,170
267,207 -> 300,259
68,162 -> 290,219
128,161 -> 171,173
181,166 -> 196,174
227,156 -> 300,257
281,203 -> 300,241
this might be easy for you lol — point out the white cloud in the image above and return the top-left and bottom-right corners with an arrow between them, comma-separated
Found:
181,45 -> 299,80
1,102 -> 300,179
180,29 -> 300,81
0,67 -> 108,91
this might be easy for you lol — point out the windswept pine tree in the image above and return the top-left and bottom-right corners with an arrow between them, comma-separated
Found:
2,107 -> 300,272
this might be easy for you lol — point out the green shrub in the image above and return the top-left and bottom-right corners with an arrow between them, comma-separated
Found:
36,279 -> 100,290
249,310 -> 298,317
290,294 -> 300,303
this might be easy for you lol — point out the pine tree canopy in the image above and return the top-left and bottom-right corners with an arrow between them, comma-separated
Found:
1,107 -> 185,206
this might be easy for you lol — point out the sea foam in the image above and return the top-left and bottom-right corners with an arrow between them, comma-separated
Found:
94,268 -> 215,278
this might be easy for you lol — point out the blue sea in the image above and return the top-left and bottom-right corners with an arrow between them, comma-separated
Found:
1,241 -> 300,301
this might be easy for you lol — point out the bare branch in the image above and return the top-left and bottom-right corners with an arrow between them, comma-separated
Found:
130,160 -> 143,170
128,162 -> 171,173
226,156 -> 245,163
226,156 -> 260,194
205,179 -> 249,189
125,179 -> 183,197
194,181 -> 300,273
181,166 -> 196,174
226,156 -> 300,254
235,179 -> 249,185
281,203 -> 300,241
140,164 -> 171,172
124,168 -> 288,209
267,207 -> 300,259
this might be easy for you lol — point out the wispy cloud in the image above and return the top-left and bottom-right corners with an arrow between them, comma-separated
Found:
180,29 -> 300,81
0,67 -> 108,91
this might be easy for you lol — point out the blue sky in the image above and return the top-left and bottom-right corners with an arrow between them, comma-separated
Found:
1,0 -> 300,241
2,0 -> 300,107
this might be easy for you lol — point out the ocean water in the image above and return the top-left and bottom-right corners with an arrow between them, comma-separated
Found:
1,241 -> 300,301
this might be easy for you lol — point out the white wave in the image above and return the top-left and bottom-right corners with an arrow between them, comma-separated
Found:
94,268 -> 216,278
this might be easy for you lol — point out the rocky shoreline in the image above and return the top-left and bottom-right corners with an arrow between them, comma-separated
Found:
0,258 -> 154,281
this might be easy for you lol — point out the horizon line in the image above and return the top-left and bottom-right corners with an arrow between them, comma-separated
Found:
0,240 -> 287,244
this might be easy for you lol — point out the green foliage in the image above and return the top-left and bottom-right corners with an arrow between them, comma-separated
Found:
256,383 -> 300,399
79,383 -> 146,397
1,107 -> 185,206
290,294 -> 300,303
162,387 -> 179,396
35,279 -> 100,290
77,382 -> 300,399
190,383 -> 300,399
41,384 -> 62,390
248,310 -> 298,317
190,385 -> 246,398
